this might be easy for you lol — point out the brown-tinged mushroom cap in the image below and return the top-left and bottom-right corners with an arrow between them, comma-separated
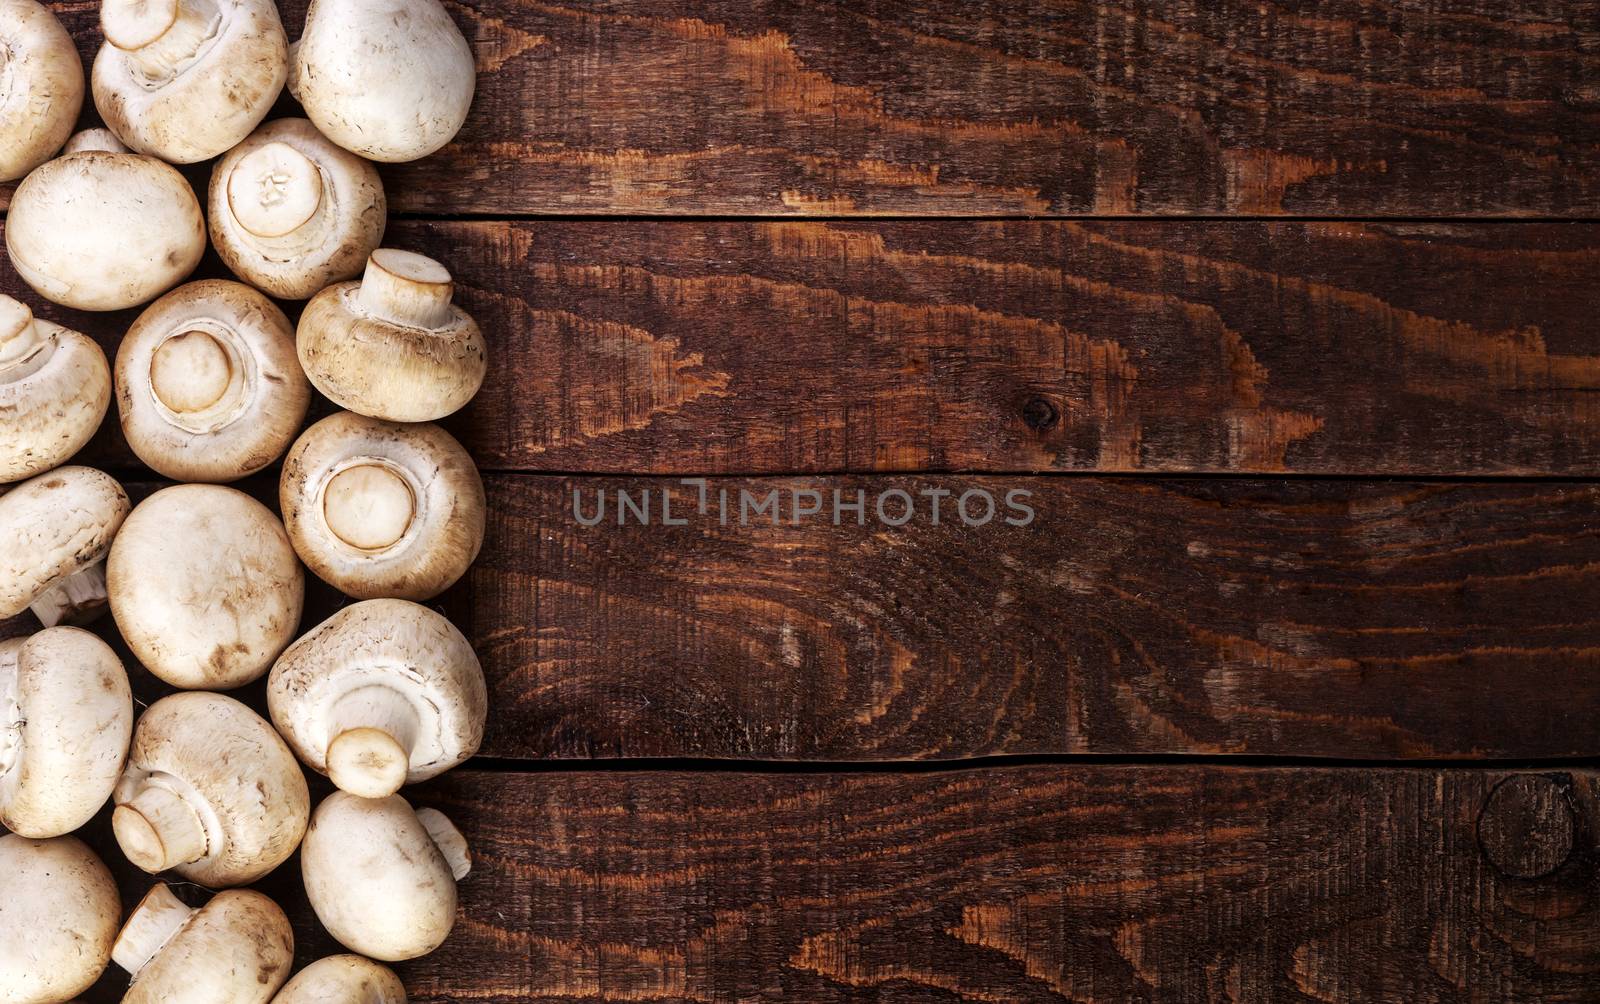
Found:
107,484 -> 304,689
0,467 -> 129,626
5,151 -> 205,311
210,119 -> 388,300
92,0 -> 287,164
269,599 -> 486,799
116,280 -> 311,483
297,249 -> 487,422
114,884 -> 293,1004
113,692 -> 309,887
0,0 -> 83,183
271,955 -> 406,1004
302,792 -> 471,961
280,412 -> 485,600
0,628 -> 132,839
0,296 -> 111,484
0,834 -> 120,1004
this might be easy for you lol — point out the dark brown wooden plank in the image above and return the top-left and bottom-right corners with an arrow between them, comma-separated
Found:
18,0 -> 1600,216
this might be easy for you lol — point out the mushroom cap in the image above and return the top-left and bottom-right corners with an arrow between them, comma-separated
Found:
0,0 -> 83,183
118,886 -> 294,1004
0,297 -> 112,484
210,119 -> 388,300
107,484 -> 304,689
297,250 -> 487,422
0,467 -> 129,620
0,628 -> 132,839
289,0 -> 475,163
280,412 -> 485,599
92,0 -> 288,164
271,955 -> 407,1003
268,598 -> 486,792
114,691 -> 309,887
62,128 -> 128,155
0,834 -> 120,1004
116,280 -> 311,483
302,792 -> 465,961
5,151 -> 205,311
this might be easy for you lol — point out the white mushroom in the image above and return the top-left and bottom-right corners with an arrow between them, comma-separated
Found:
210,119 -> 387,300
61,127 -> 128,155
0,627 -> 132,838
107,484 -> 304,689
5,149 -> 205,311
269,599 -> 485,799
0,467 -> 129,626
302,791 -> 471,961
113,692 -> 309,887
280,412 -> 485,600
92,0 -> 288,163
0,834 -> 120,1004
271,955 -> 406,1004
0,0 -> 83,183
114,884 -> 293,1004
116,280 -> 311,483
298,250 -> 487,421
0,296 -> 111,484
289,0 -> 475,163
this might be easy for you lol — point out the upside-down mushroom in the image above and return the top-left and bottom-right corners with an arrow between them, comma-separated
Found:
114,884 -> 293,1004
0,295 -> 110,484
116,280 -> 310,483
0,834 -> 120,1004
0,0 -> 83,183
271,956 -> 406,1004
0,467 -> 129,626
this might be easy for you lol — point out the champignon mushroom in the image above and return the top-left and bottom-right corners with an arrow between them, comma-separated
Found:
5,148 -> 205,311
92,0 -> 287,164
0,835 -> 120,1004
107,484 -> 304,689
269,599 -> 485,799
0,628 -> 132,838
272,955 -> 406,1004
0,0 -> 83,183
280,412 -> 485,600
289,0 -> 474,163
61,127 -> 128,155
210,118 -> 387,300
303,792 -> 471,961
114,884 -> 293,1004
113,692 -> 309,887
0,467 -> 129,626
0,296 -> 111,484
297,249 -> 487,422
116,280 -> 311,483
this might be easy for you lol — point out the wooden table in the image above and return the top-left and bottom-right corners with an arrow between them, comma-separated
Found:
5,1 -> 1600,1000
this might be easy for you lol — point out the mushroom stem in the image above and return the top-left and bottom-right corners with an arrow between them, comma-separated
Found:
102,0 -> 222,77
356,250 -> 456,329
325,684 -> 422,799
226,142 -> 326,239
416,807 -> 472,880
0,298 -> 39,366
30,562 -> 110,627
113,781 -> 209,873
112,883 -> 194,976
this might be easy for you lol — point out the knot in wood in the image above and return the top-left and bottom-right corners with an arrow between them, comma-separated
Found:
1022,396 -> 1060,431
1477,774 -> 1576,879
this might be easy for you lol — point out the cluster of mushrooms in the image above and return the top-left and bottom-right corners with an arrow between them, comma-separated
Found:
1,0 -> 488,998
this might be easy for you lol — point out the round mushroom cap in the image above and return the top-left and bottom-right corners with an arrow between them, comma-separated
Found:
0,0 -> 83,183
297,250 -> 487,422
302,792 -> 467,961
289,0 -> 474,163
0,628 -> 132,839
5,151 -> 205,311
114,692 -> 309,887
62,128 -> 128,155
117,885 -> 294,1004
0,834 -> 120,1004
116,281 -> 311,483
269,599 -> 486,797
281,412 -> 485,600
107,484 -> 304,689
0,467 -> 129,621
272,955 -> 407,1004
210,119 -> 388,300
0,296 -> 112,484
92,0 -> 288,164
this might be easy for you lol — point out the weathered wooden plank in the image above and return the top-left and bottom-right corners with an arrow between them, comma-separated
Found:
19,0 -> 1600,216
8,220 -> 1600,477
